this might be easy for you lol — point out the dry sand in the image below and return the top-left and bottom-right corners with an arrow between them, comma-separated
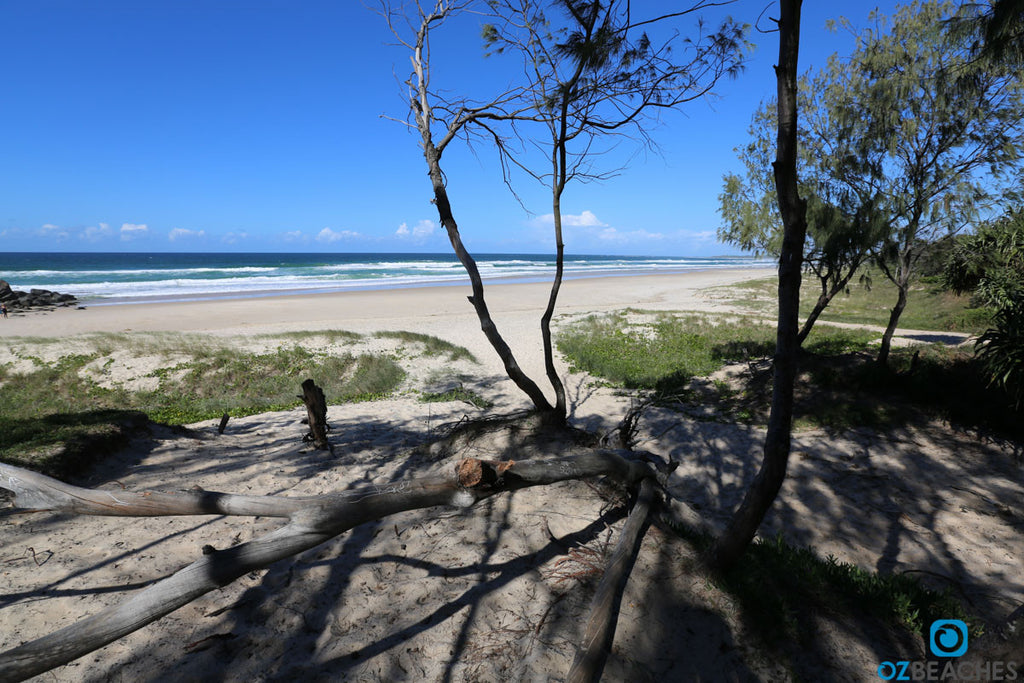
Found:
1,269 -> 1022,681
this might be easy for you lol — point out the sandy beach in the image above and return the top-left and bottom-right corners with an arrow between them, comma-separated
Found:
2,267 -> 1022,681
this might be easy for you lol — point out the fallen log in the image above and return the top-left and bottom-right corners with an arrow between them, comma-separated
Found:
567,477 -> 656,683
0,452 -> 653,681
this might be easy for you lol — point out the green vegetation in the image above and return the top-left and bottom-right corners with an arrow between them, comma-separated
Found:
557,312 -> 872,398
943,210 -> 1024,407
556,304 -> 1022,436
0,331 -> 447,477
733,274 -> 993,334
374,330 -> 478,363
715,534 -> 977,650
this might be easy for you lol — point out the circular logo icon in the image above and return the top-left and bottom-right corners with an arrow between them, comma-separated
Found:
929,619 -> 968,658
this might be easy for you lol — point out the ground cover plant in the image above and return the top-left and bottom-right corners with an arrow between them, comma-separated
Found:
716,272 -> 994,334
556,305 -> 1022,439
0,330 -> 481,479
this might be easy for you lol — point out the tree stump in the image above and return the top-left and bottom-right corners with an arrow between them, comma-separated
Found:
299,379 -> 331,452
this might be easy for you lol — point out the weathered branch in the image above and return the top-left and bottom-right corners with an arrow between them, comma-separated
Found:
0,462 -> 306,518
566,477 -> 656,683
0,451 -> 653,681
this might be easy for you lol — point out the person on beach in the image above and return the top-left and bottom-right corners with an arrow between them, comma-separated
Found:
1,303 -> 7,319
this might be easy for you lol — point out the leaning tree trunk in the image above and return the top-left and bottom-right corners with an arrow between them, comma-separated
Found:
876,274 -> 909,368
405,10 -> 554,415
709,0 -> 807,572
423,144 -> 555,413
797,266 -> 860,345
538,136 -> 572,422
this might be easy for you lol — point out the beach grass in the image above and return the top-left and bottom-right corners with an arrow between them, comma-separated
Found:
724,272 -> 993,333
0,330 -> 485,477
556,309 -> 1022,434
556,312 -> 873,396
712,533 -> 979,652
374,330 -> 479,363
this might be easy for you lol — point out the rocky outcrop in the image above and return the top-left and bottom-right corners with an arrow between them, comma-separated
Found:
0,279 -> 78,311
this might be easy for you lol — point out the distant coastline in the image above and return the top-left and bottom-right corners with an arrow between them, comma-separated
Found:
0,252 -> 773,306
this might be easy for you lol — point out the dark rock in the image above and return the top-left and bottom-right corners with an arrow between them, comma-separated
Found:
0,282 -> 77,312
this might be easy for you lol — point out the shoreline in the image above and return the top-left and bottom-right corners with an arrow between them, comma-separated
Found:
0,267 -> 768,339
74,265 -> 773,307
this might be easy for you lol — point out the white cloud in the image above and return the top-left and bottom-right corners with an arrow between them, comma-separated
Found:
37,223 -> 70,241
282,230 -> 308,243
532,210 -> 608,228
317,227 -> 361,243
395,219 -> 437,239
222,231 -> 249,245
83,223 -> 113,242
597,227 -> 667,243
120,223 -> 148,240
168,228 -> 206,241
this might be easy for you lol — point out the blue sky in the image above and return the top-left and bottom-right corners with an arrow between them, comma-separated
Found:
0,0 -> 901,256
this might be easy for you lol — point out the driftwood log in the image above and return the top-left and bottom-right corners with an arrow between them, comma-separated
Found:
567,477 -> 656,683
299,378 -> 331,451
0,453 -> 658,682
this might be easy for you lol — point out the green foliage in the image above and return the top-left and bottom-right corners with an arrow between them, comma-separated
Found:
942,210 -> 1024,406
976,306 -> 1024,408
943,210 -> 1024,310
557,313 -> 774,395
726,0 -> 1024,359
373,331 -> 477,363
716,534 -> 974,647
420,387 -> 494,409
0,335 -> 408,476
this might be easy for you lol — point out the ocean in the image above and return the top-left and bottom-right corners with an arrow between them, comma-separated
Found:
0,252 -> 773,305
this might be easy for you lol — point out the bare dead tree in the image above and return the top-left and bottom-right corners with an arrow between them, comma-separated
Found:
708,0 -> 807,571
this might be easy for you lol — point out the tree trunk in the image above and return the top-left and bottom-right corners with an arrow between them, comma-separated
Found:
300,378 -> 331,452
709,0 -> 806,572
423,144 -> 555,414
797,267 -> 859,345
876,274 -> 908,368
540,191 -> 568,422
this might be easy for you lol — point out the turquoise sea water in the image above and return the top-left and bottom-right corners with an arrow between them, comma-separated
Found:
0,252 -> 772,304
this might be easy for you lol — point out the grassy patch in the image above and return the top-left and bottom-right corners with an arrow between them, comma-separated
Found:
0,335 -> 407,477
557,313 -> 773,395
716,534 -> 977,651
557,313 -> 872,399
420,387 -> 494,409
374,331 -> 478,363
724,273 -> 992,333
556,310 -> 1023,435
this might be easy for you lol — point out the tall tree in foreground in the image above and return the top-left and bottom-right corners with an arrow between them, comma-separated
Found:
383,0 -> 745,422
480,0 -> 746,420
708,0 -> 806,571
381,0 -> 556,415
826,0 -> 1024,367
